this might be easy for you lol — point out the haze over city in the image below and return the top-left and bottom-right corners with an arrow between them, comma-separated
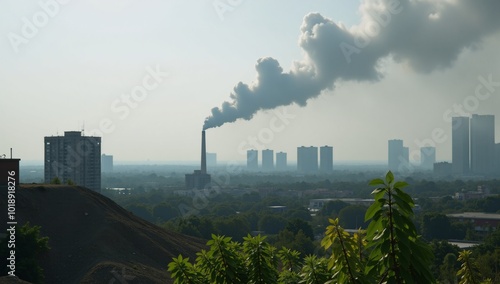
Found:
2,0 -> 500,164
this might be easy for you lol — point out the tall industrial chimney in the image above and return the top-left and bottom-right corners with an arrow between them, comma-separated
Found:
201,130 -> 207,174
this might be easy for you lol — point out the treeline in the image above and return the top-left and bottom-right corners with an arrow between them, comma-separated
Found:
101,175 -> 500,281
167,173 -> 500,283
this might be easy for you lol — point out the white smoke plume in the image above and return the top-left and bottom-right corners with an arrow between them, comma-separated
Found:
203,0 -> 500,130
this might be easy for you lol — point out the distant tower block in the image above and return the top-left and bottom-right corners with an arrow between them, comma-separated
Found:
45,131 -> 101,191
101,154 -> 113,172
262,149 -> 274,171
388,139 -> 409,172
420,147 -> 435,170
185,130 -> 211,190
470,114 -> 495,175
247,149 -> 258,171
452,117 -> 470,175
320,146 -> 333,172
297,146 -> 318,173
276,152 -> 287,171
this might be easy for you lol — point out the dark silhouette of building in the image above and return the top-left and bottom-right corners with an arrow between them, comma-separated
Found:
320,146 -> 333,173
297,146 -> 318,173
496,143 -> 500,175
276,152 -> 287,171
420,147 -> 436,170
433,162 -> 452,177
452,116 -> 470,175
44,131 -> 101,191
470,114 -> 495,175
262,149 -> 274,171
185,130 -> 211,190
247,149 -> 258,170
101,154 -> 113,172
388,139 -> 409,172
0,149 -> 20,189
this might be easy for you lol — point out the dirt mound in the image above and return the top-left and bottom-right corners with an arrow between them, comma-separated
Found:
0,185 -> 205,283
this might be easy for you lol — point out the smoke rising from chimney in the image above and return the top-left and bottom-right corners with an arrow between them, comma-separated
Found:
203,0 -> 500,130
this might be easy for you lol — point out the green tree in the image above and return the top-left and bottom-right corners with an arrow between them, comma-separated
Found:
457,250 -> 481,284
50,177 -> 61,184
258,214 -> 287,234
0,223 -> 50,283
439,253 -> 458,284
338,205 -> 368,229
284,219 -> 314,240
422,213 -> 452,240
318,200 -> 349,217
153,203 -> 179,222
168,172 -> 437,284
364,171 -> 435,283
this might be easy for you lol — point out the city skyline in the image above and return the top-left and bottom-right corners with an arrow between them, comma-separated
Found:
2,1 -> 500,163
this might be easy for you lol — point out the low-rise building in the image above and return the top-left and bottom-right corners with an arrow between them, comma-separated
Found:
447,212 -> 500,232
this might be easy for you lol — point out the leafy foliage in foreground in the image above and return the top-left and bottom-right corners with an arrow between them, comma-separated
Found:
168,172 -> 490,283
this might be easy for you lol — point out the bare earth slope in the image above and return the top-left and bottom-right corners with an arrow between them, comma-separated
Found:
0,184 -> 205,284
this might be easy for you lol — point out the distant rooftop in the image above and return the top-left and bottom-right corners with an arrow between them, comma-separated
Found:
447,212 -> 500,220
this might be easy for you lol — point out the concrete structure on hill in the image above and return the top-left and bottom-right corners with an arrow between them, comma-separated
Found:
262,149 -> 274,171
44,131 -> 101,191
276,152 -> 287,171
101,154 -> 113,172
185,131 -> 211,190
320,146 -> 333,173
0,150 -> 20,189
297,146 -> 318,173
247,149 -> 258,170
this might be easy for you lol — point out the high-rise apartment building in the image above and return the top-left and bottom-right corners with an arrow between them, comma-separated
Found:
388,139 -> 409,172
495,143 -> 500,174
319,146 -> 333,173
262,149 -> 274,171
420,147 -> 436,170
470,114 -> 495,175
247,149 -> 258,170
297,146 -> 318,173
44,131 -> 101,191
452,117 -> 470,175
101,154 -> 113,172
276,152 -> 287,171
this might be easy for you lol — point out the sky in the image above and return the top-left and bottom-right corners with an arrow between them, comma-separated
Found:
1,0 -> 500,165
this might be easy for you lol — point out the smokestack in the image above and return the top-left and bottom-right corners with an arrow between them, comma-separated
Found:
201,130 -> 207,174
